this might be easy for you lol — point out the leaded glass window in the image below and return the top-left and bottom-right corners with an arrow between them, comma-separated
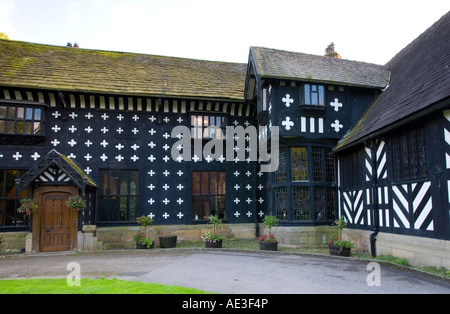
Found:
275,147 -> 287,183
291,147 -> 308,181
0,169 -> 29,227
292,187 -> 310,220
275,187 -> 288,220
98,170 -> 139,222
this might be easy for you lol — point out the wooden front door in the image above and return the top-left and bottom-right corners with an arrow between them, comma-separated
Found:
34,186 -> 78,252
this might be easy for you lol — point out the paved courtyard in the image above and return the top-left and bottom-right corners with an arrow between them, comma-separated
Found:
0,249 -> 449,294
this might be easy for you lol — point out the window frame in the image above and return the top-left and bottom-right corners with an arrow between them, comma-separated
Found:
273,144 -> 337,223
0,169 -> 30,229
97,169 -> 139,223
192,170 -> 226,221
302,84 -> 325,107
0,103 -> 44,136
390,126 -> 428,182
190,113 -> 228,140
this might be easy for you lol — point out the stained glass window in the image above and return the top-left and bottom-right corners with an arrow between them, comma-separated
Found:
292,187 -> 310,221
275,147 -> 287,182
291,147 -> 308,181
275,187 -> 288,220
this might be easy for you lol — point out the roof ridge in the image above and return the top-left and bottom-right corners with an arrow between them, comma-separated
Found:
251,45 -> 386,67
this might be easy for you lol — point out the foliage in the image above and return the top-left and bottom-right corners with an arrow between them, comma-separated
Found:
329,236 -> 354,250
329,216 -> 354,250
201,215 -> 224,242
135,215 -> 154,227
0,33 -> 9,40
0,278 -> 213,294
17,199 -> 38,216
262,215 -> 278,239
134,232 -> 153,248
201,231 -> 224,242
66,196 -> 87,211
258,234 -> 277,243
208,215 -> 222,233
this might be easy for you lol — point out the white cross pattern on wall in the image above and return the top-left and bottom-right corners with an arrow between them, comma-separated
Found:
282,117 -> 294,131
331,120 -> 344,132
330,98 -> 343,112
282,94 -> 294,107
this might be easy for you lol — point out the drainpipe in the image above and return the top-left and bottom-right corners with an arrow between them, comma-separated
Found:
366,141 -> 380,257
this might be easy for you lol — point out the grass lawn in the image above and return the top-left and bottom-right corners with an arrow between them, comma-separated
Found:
0,278 -> 213,294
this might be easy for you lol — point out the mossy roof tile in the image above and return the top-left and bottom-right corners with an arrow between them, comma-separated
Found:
0,40 -> 247,101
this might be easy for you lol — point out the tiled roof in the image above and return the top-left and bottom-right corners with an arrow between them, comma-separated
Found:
335,11 -> 450,151
250,46 -> 390,89
0,40 -> 247,101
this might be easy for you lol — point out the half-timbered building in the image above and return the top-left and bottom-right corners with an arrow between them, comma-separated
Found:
334,11 -> 450,267
0,11 -> 449,268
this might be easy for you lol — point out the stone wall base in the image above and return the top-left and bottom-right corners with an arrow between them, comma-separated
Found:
343,229 -> 450,269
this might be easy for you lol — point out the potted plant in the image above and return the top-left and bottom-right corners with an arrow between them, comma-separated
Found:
135,215 -> 154,249
66,196 -> 87,211
18,198 -> 38,216
202,215 -> 224,248
258,215 -> 279,251
134,232 -> 154,249
159,234 -> 177,248
136,215 -> 154,229
329,216 -> 354,257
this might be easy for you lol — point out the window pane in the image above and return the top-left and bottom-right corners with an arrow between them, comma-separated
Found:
25,108 -> 33,120
275,147 -> 287,182
318,86 -> 325,106
192,172 -> 200,194
201,172 -> 209,195
327,188 -> 337,221
292,187 -> 310,221
0,106 -> 6,118
34,108 -> 42,120
304,85 -> 311,104
291,147 -> 308,181
275,187 -> 288,220
17,107 -> 24,119
326,150 -> 336,182
314,187 -> 325,221
192,171 -> 226,220
98,170 -> 139,222
312,147 -> 323,182
210,172 -> 217,195
218,171 -> 226,194
33,122 -> 41,135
